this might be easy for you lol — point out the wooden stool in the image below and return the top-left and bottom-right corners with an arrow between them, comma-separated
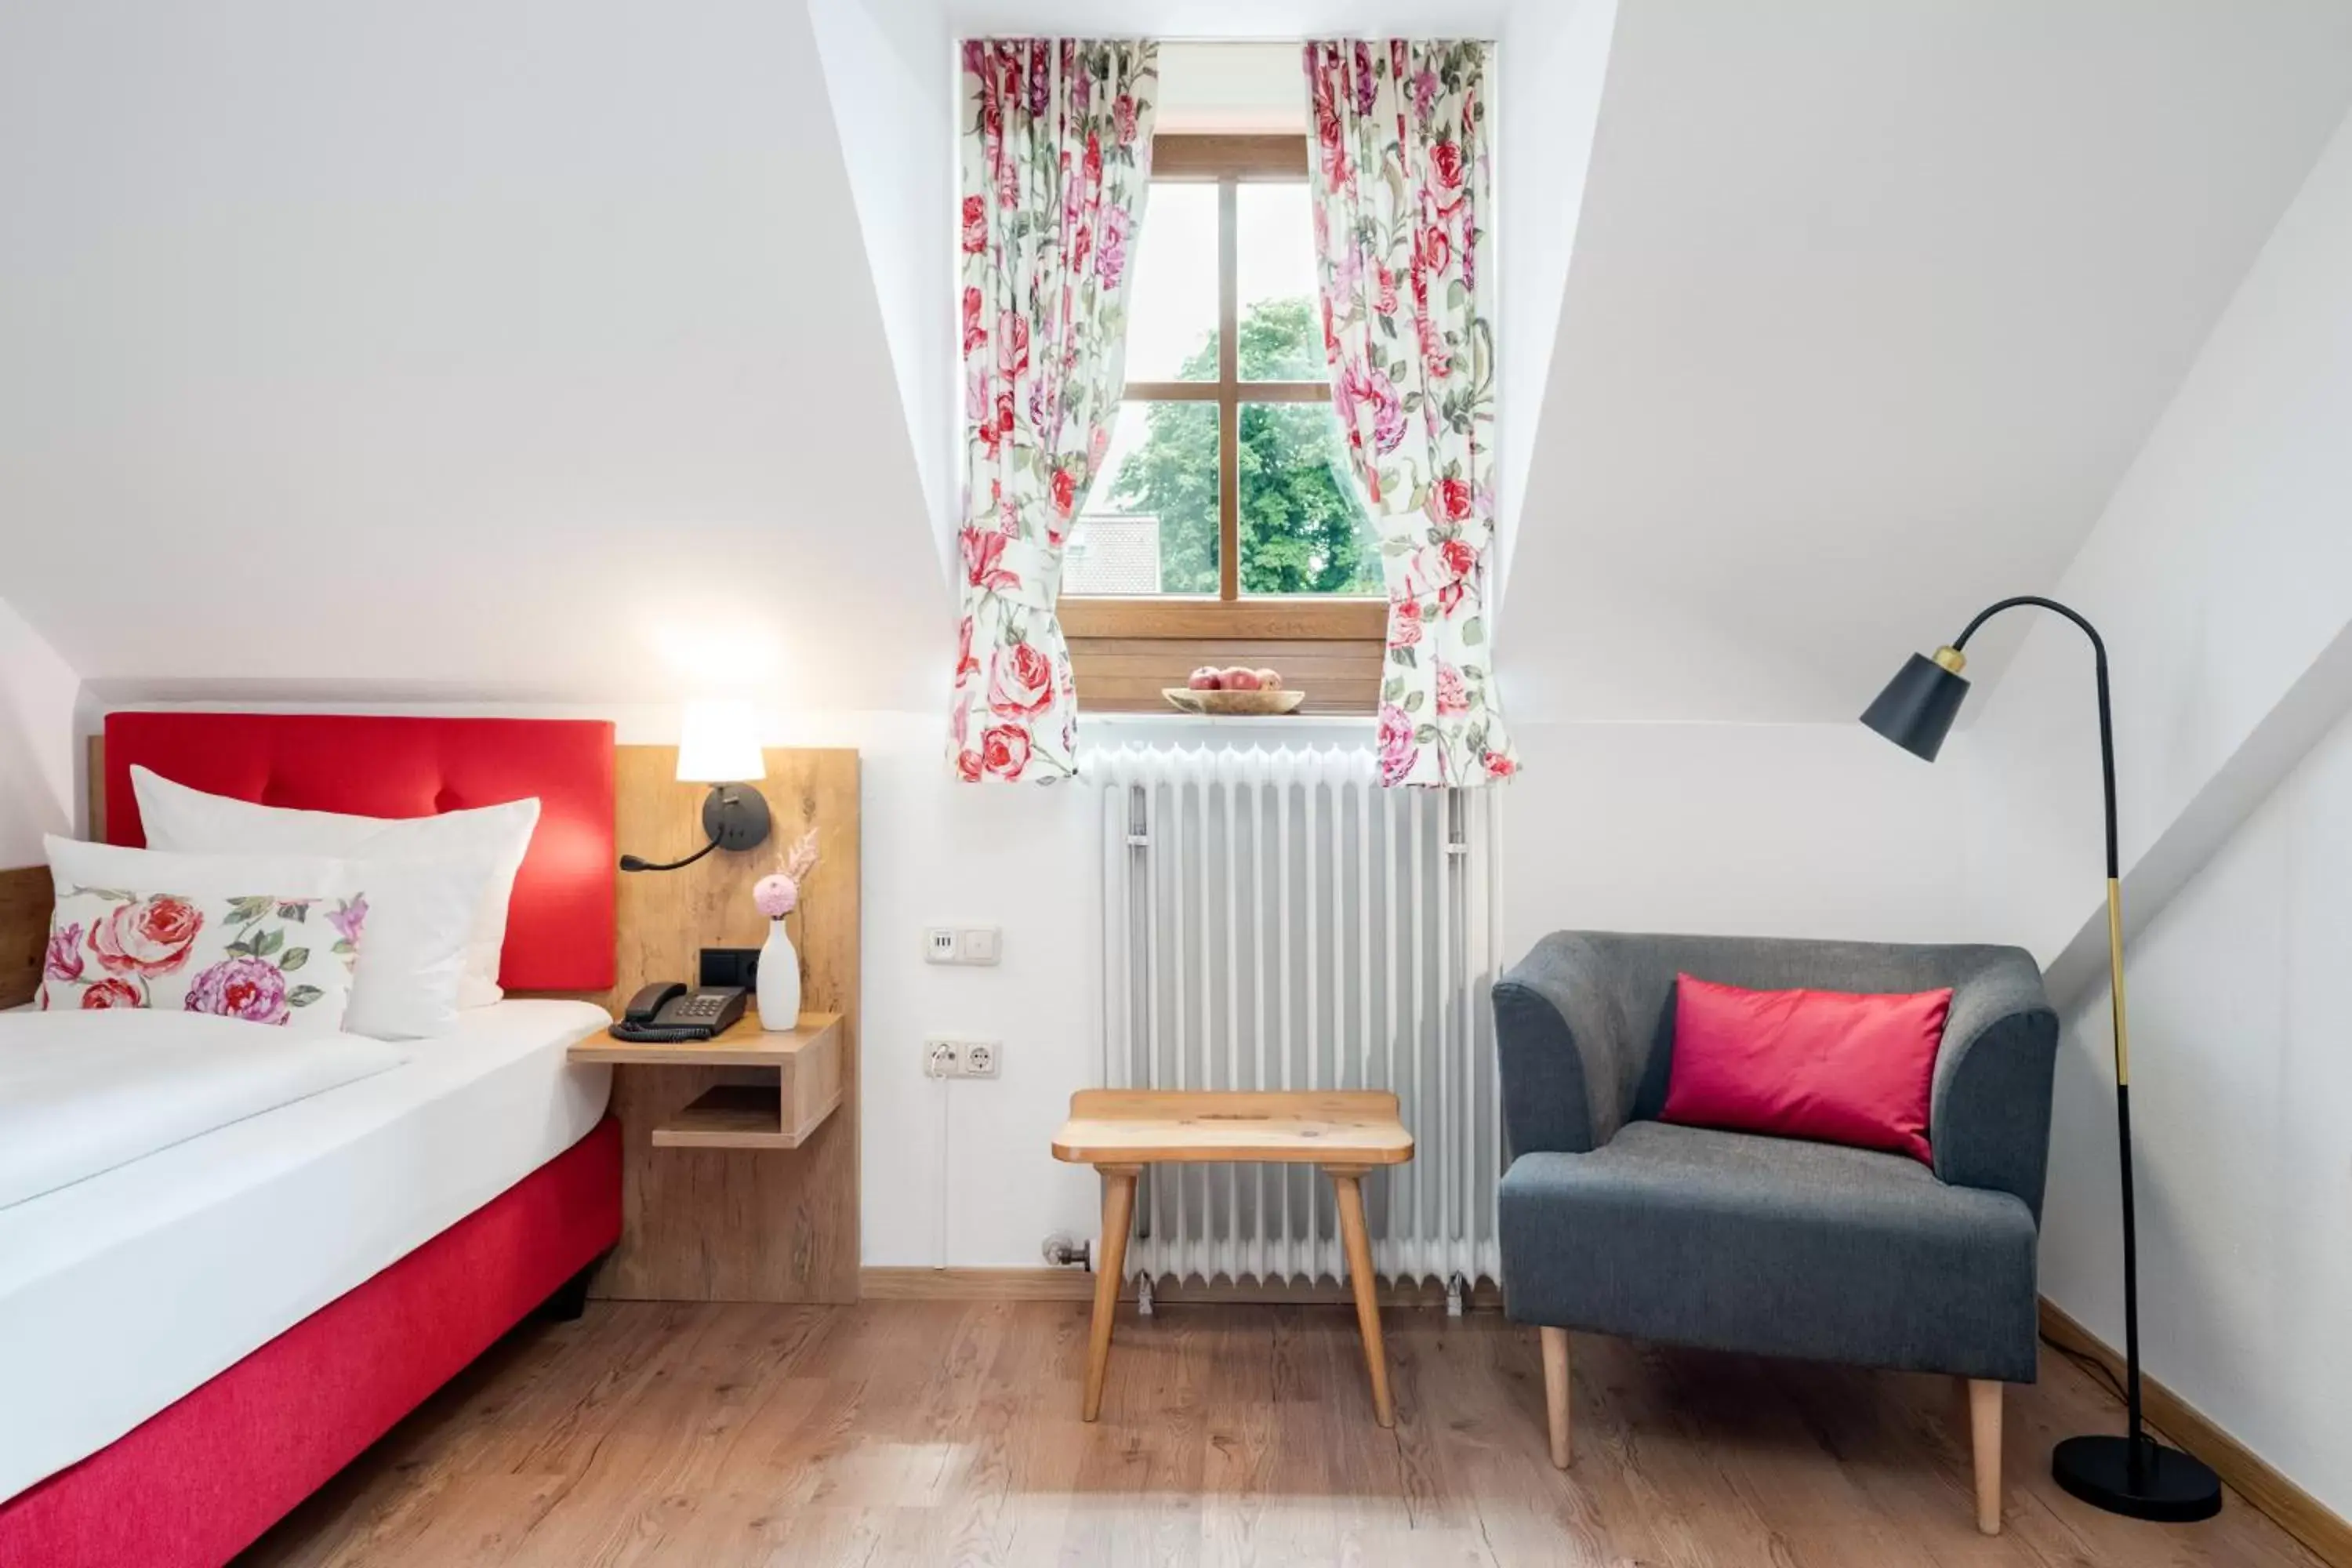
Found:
1051,1090 -> 1415,1427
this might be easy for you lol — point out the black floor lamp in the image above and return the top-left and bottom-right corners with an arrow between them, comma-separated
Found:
1860,594 -> 2222,1523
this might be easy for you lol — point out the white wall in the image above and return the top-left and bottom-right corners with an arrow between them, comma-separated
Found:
1501,720 -> 1980,952
0,597 -> 79,865
1969,101 -> 2352,969
2036,699 -> 2352,1522
941,1 -> 1512,36
1156,42 -> 1305,134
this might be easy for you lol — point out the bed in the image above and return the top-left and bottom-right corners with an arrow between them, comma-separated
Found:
0,713 -> 622,1568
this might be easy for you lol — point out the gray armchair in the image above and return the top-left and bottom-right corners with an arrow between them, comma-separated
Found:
1493,931 -> 2059,1535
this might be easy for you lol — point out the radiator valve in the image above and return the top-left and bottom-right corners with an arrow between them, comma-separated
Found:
1042,1232 -> 1091,1271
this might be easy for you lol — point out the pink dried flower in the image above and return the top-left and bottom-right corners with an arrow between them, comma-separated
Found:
753,873 -> 798,920
782,829 -> 820,880
753,829 -> 821,920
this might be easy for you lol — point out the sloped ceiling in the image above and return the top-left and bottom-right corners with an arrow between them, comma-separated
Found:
1494,0 -> 1620,609
807,0 -> 958,581
1501,0 -> 2352,723
0,0 -> 947,710
5,1 -> 2351,729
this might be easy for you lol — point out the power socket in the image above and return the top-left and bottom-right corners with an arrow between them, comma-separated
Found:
922,1036 -> 1001,1078
922,925 -> 1002,966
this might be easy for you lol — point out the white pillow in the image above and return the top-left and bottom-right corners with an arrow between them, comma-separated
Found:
45,837 -> 485,1040
131,766 -> 540,1008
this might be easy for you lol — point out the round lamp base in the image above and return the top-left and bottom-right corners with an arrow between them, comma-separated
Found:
2052,1435 -> 2222,1523
701,784 -> 772,853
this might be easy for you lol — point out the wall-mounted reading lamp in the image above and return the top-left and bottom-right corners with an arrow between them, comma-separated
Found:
619,699 -> 771,873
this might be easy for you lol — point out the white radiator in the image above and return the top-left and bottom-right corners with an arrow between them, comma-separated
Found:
1093,743 -> 1505,1298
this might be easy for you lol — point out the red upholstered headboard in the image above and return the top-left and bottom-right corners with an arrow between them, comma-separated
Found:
102,713 -> 616,992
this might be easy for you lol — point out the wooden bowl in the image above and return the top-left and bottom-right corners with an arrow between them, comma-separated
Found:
1162,688 -> 1308,716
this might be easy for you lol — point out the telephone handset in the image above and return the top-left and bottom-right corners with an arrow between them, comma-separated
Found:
611,981 -> 749,1041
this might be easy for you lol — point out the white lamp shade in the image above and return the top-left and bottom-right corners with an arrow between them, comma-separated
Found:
676,699 -> 766,783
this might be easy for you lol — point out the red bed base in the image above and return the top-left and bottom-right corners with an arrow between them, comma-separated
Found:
0,1115 -> 622,1568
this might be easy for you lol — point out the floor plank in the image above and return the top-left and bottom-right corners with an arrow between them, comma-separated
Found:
238,1301 -> 2325,1568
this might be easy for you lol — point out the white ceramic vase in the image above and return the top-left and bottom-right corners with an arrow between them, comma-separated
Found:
757,918 -> 801,1031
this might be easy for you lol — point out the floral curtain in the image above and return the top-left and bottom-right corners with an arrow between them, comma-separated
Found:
1304,41 -> 1517,787
948,40 -> 1158,784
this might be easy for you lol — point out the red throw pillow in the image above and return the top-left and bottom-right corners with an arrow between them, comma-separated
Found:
1660,974 -> 1950,1164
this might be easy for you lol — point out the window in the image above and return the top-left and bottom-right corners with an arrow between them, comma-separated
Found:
1062,134 -> 1385,710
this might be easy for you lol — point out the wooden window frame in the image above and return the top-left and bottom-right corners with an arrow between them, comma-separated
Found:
1061,132 -> 1385,647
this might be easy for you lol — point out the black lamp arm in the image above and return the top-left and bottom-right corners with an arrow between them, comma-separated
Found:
619,833 -> 720,873
618,782 -> 771,873
1949,594 -> 2118,879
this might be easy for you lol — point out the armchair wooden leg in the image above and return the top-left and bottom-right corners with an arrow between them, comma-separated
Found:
1968,1377 -> 2003,1535
1541,1327 -> 1571,1468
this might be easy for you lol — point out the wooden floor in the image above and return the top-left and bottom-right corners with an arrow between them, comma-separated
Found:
241,1300 -> 2321,1568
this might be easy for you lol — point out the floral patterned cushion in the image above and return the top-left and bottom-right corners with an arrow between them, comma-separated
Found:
38,886 -> 365,1030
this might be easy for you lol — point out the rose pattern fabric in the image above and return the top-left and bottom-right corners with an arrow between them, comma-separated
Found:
328,894 -> 369,949
42,922 -> 83,985
1304,42 -> 1519,787
80,977 -> 142,1009
184,955 -> 292,1024
947,40 -> 1159,783
38,887 -> 364,1027
89,893 -> 204,975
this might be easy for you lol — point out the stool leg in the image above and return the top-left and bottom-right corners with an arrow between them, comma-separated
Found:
1328,1167 -> 1394,1428
1083,1164 -> 1138,1421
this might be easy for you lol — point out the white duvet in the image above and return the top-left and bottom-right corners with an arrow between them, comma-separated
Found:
0,1011 -> 406,1210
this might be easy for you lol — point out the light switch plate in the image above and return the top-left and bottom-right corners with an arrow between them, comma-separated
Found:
960,926 -> 1001,965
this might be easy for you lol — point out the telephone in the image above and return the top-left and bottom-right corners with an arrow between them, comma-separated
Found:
610,982 -> 749,1042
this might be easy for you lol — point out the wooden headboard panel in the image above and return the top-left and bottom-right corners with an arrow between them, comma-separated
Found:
0,866 -> 49,1008
597,746 -> 862,1303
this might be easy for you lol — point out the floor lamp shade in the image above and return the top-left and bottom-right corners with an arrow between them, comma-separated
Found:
1860,650 -> 1970,760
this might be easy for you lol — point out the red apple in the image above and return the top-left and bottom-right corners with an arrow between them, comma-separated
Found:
1187,666 -> 1223,691
1253,668 -> 1283,689
1221,666 -> 1262,691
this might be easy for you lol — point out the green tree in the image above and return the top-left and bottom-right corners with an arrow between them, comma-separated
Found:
1108,297 -> 1380,596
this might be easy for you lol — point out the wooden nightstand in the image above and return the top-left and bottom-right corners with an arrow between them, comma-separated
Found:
569,1013 -> 844,1150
